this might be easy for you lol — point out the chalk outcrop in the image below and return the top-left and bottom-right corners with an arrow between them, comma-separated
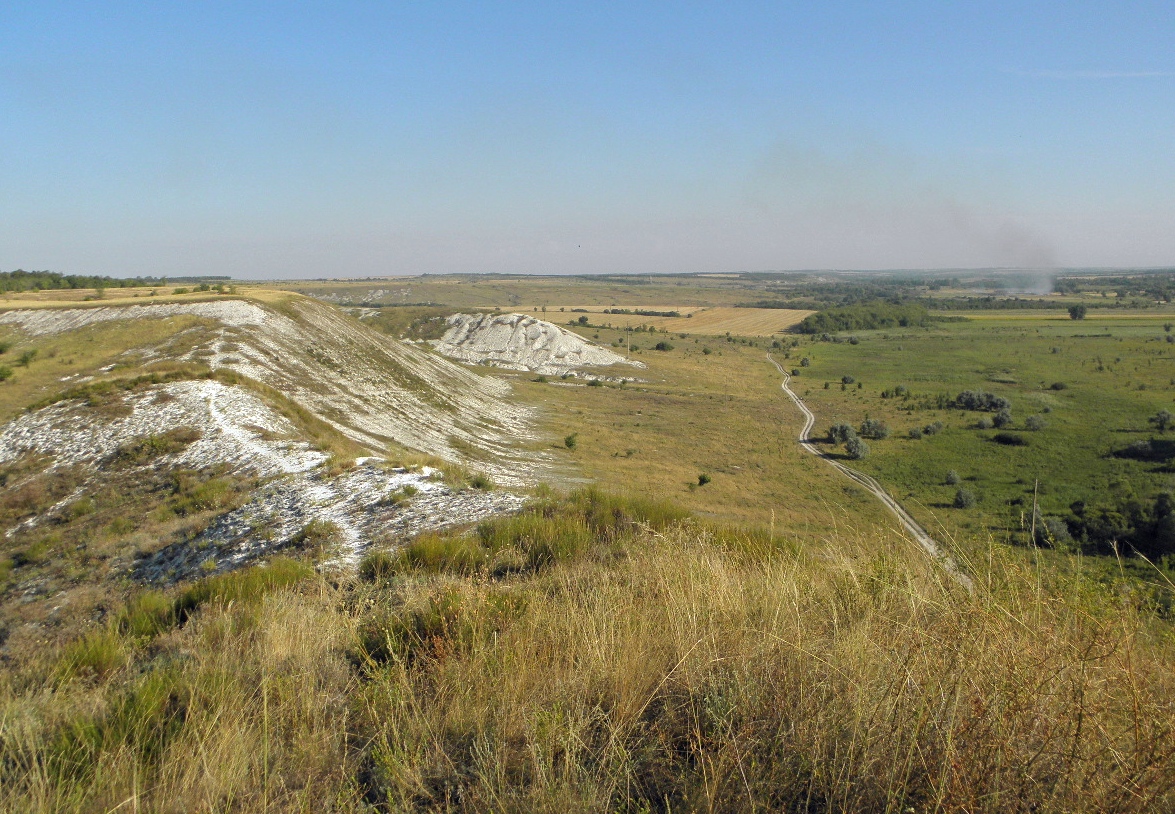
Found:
1,299 -> 551,485
433,313 -> 644,376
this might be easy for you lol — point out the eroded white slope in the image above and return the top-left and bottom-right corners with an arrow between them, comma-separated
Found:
1,299 -> 550,485
433,312 -> 645,376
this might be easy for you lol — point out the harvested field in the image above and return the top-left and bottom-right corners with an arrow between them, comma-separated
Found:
518,305 -> 813,336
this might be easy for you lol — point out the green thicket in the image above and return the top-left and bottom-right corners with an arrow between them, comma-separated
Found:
794,301 -> 938,334
0,270 -> 162,292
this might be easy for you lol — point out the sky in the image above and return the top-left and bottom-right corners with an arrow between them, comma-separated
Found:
2,2 -> 1174,279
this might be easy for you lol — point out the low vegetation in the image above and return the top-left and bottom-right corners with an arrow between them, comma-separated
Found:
2,491 -> 1173,811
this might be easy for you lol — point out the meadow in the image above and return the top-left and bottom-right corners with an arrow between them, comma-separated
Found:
4,491 -> 1174,812
792,313 -> 1175,566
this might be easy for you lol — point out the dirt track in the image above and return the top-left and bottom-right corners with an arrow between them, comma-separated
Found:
768,354 -> 973,590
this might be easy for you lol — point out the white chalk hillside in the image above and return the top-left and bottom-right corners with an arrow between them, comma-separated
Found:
433,313 -> 645,376
0,299 -> 550,485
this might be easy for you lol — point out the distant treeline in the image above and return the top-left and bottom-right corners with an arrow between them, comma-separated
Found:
792,301 -> 941,334
0,270 -> 229,293
919,296 -> 1065,311
744,296 -> 1068,312
602,308 -> 682,318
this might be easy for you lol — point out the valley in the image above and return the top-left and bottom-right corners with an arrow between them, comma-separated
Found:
1,270 -> 1174,812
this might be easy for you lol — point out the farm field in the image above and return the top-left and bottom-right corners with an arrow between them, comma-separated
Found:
791,314 -> 1175,563
516,305 -> 813,336
286,273 -> 769,309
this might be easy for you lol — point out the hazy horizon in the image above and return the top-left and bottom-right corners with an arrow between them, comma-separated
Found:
3,3 -> 1174,279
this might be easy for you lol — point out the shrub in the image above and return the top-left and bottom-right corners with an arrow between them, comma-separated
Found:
0,341 -> 9,353
697,473 -> 711,486
1068,304 -> 1087,320
18,349 -> 37,367
977,417 -> 993,429
800,357 -> 810,367
859,417 -> 890,440
587,378 -> 603,387
945,470 -> 961,485
923,421 -> 944,435
992,432 -> 1028,446
993,408 -> 1014,428
564,433 -> 578,450
0,366 -> 12,382
1049,381 -> 1068,390
845,437 -> 869,459
1025,415 -> 1047,431
954,488 -> 977,508
828,423 -> 857,444
469,473 -> 495,490
1150,409 -> 1175,432
908,427 -> 923,439
955,391 -> 1011,412
841,375 -> 855,384
702,346 -> 712,355
654,341 -> 674,351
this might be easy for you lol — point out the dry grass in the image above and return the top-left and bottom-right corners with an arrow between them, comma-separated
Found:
517,326 -> 887,536
518,306 -> 813,337
2,493 -> 1173,812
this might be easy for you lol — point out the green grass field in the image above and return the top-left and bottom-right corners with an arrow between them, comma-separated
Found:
794,313 -> 1175,561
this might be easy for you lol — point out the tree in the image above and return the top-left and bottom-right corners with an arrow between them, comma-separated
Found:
1150,409 -> 1175,433
828,423 -> 857,444
953,488 -> 977,509
577,315 -> 589,325
859,417 -> 890,440
1068,304 -> 1087,320
845,437 -> 869,459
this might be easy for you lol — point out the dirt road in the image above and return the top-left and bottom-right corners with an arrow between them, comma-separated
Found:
768,354 -> 973,590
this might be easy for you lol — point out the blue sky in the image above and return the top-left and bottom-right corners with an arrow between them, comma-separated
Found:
2,2 -> 1173,278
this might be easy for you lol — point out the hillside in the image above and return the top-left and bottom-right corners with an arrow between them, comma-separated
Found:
432,312 -> 645,376
0,297 -> 545,482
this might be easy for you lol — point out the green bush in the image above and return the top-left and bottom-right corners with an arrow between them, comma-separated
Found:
954,488 -> 977,508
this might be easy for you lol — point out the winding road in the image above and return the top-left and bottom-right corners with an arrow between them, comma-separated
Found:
768,354 -> 973,590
